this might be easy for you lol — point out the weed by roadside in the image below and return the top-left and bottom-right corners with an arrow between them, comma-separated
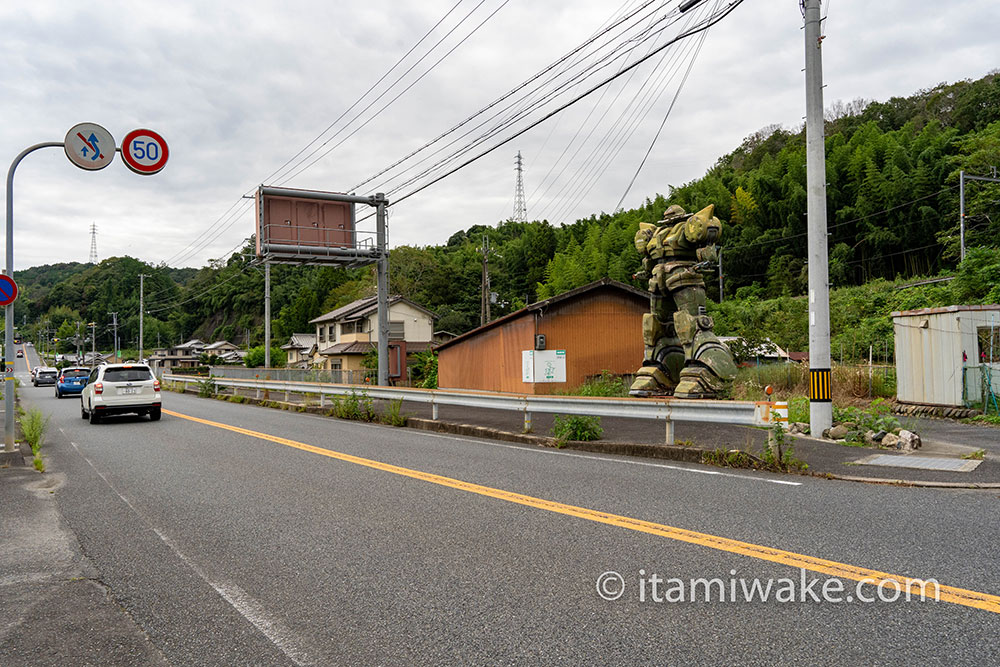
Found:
20,408 -> 49,473
962,449 -> 986,460
962,414 -> 1000,427
551,414 -> 603,448
197,376 -> 218,398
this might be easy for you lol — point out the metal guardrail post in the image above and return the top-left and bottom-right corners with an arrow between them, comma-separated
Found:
523,411 -> 532,433
664,419 -> 674,446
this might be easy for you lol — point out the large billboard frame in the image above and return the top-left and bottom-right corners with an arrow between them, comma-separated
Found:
254,186 -> 391,386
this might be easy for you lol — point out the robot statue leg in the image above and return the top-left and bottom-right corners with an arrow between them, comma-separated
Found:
669,283 -> 737,399
629,295 -> 684,397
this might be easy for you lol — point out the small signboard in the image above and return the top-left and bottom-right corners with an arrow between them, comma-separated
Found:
522,349 -> 567,383
121,128 -> 169,175
0,275 -> 17,306
65,123 -> 115,171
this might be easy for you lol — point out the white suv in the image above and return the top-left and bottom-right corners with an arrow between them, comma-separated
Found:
80,363 -> 162,423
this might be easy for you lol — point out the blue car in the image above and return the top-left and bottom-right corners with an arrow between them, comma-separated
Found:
55,367 -> 90,398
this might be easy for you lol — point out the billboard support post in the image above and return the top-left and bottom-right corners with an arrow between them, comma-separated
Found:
375,193 -> 389,387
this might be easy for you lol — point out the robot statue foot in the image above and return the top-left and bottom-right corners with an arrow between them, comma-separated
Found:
628,366 -> 675,397
672,364 -> 727,400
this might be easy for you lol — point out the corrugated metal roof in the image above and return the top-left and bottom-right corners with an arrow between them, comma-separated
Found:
892,304 -> 1000,317
435,278 -> 647,352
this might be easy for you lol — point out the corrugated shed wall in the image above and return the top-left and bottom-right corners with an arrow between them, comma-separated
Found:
533,290 -> 645,395
438,314 -> 535,393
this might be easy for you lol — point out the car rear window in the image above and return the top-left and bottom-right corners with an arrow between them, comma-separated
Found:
39,370 -> 57,377
63,370 -> 90,378
103,368 -> 153,382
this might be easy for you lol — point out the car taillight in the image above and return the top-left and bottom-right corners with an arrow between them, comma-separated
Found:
153,379 -> 160,391
94,383 -> 103,395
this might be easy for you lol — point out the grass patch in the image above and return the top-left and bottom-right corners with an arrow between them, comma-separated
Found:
20,408 -> 49,456
962,414 -> 1000,427
379,398 -> 408,426
551,415 -> 603,447
565,371 -> 630,397
962,449 -> 986,460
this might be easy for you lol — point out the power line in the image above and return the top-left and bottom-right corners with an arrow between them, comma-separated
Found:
387,0 -> 743,209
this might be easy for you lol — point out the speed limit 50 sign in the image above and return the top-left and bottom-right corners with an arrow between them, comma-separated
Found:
121,128 -> 169,175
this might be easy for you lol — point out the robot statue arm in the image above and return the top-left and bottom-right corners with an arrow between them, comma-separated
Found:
682,204 -> 723,246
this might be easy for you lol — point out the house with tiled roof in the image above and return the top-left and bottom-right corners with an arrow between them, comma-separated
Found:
308,295 -> 435,378
281,333 -> 318,369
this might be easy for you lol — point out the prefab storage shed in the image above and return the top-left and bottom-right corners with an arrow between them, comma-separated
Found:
436,279 -> 648,394
892,305 -> 1000,407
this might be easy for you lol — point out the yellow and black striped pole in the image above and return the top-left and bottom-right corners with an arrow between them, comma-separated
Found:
809,368 -> 832,402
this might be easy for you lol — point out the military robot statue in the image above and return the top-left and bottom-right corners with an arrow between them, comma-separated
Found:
629,204 -> 737,399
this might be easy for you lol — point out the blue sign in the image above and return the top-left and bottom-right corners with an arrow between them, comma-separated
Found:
0,275 -> 18,306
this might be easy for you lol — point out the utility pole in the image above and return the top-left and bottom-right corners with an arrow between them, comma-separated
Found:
108,312 -> 119,361
138,273 -> 150,361
480,235 -> 493,326
959,169 -> 1000,262
88,322 -> 96,367
803,0 -> 832,434
75,321 -> 81,361
718,248 -> 724,302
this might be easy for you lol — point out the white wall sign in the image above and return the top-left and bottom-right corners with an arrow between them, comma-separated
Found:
522,349 -> 566,383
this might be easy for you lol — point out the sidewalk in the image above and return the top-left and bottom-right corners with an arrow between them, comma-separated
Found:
396,400 -> 1000,487
0,457 -> 167,666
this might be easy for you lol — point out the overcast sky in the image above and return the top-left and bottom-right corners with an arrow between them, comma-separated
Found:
1,0 -> 996,271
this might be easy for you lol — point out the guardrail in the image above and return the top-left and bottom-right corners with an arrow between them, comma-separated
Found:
163,373 -> 786,445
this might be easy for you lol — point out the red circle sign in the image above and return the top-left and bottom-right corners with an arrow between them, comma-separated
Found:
0,275 -> 17,307
121,128 -> 169,175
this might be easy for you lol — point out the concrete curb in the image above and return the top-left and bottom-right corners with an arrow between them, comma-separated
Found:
406,418 -> 707,463
178,388 -> 997,488
810,472 -> 1000,489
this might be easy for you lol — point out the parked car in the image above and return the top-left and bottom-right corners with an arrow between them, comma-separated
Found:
55,367 -> 90,398
33,367 -> 58,387
80,363 -> 161,423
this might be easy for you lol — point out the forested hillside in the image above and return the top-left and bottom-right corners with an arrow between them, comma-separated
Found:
12,72 -> 1000,360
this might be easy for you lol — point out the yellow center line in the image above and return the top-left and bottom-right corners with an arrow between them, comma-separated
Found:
164,408 -> 1000,614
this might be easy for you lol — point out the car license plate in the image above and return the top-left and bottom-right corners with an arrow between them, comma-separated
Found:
120,387 -> 138,395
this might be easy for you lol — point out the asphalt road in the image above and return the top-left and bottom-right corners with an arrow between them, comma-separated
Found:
14,348 -> 1000,665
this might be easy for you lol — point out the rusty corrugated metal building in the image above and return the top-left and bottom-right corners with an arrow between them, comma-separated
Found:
436,279 -> 647,394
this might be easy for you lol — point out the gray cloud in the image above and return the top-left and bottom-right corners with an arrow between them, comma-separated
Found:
1,0 -> 997,270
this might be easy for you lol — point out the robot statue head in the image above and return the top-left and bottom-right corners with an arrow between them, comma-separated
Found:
662,204 -> 688,225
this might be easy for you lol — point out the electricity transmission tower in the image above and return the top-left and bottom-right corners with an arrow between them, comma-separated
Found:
89,223 -> 98,264
513,151 -> 527,223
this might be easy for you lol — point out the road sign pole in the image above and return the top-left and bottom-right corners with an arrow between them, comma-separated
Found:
5,141 -> 63,452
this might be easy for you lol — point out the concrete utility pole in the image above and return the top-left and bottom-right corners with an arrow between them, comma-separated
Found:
718,248 -> 724,302
75,321 -> 81,361
138,273 -> 150,362
109,312 -> 119,361
89,322 -> 96,367
959,170 -> 1000,262
264,262 -> 271,368
803,0 -> 832,433
480,235 -> 492,326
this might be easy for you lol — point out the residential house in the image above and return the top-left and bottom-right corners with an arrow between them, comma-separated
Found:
309,295 -> 435,380
281,333 -> 318,369
147,339 -> 206,369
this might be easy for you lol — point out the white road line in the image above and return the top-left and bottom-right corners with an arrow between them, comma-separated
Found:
295,412 -> 802,487
68,440 -> 314,666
